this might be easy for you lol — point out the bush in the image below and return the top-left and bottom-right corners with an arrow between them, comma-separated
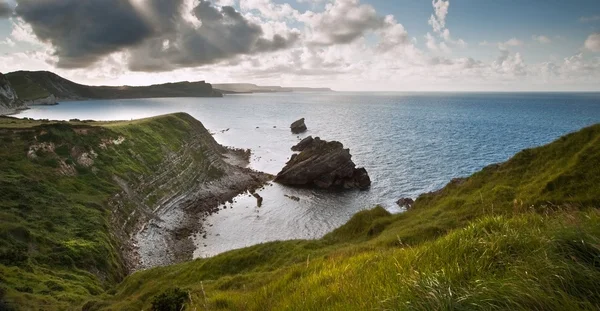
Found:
151,288 -> 188,311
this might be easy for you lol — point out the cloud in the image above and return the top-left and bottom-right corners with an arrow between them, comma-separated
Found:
300,0 -> 386,45
492,49 -> 526,76
584,33 -> 600,52
14,0 -> 297,70
0,37 -> 15,47
532,35 -> 551,44
15,0 -> 153,68
498,38 -> 523,50
240,0 -> 299,21
426,0 -> 465,53
428,0 -> 449,34
128,1 -> 299,71
0,1 -> 11,18
376,15 -> 410,52
580,15 -> 600,23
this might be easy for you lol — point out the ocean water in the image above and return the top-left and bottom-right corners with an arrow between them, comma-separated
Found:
18,92 -> 600,257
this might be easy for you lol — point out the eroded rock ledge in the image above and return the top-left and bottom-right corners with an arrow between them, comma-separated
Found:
105,114 -> 271,272
275,136 -> 371,190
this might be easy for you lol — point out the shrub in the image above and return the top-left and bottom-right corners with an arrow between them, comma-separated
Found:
151,288 -> 188,311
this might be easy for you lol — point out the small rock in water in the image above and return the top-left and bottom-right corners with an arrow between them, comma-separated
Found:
252,193 -> 264,207
285,195 -> 300,202
290,118 -> 307,134
396,197 -> 415,210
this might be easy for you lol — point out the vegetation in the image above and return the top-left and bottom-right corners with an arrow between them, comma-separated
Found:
150,288 -> 189,311
4,71 -> 221,101
1,112 -> 600,310
0,113 -> 225,310
96,123 -> 600,310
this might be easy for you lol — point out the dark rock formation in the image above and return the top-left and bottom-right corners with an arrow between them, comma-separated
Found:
291,136 -> 314,151
252,193 -> 263,207
396,197 -> 414,210
290,118 -> 307,134
275,137 -> 371,190
284,194 -> 300,201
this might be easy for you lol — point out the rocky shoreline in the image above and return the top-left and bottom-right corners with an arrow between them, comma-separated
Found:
115,148 -> 272,271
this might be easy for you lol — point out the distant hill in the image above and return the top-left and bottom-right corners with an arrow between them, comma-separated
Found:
213,83 -> 333,94
2,71 -> 222,112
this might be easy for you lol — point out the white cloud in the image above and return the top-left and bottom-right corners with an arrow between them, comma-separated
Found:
299,0 -> 386,45
498,38 -> 523,50
9,18 -> 43,45
0,37 -> 15,47
584,33 -> 600,52
580,15 -> 600,23
428,0 -> 449,34
532,35 -> 551,44
241,0 -> 299,21
492,49 -> 526,76
426,0 -> 465,53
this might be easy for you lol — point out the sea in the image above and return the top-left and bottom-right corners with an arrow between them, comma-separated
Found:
18,92 -> 600,257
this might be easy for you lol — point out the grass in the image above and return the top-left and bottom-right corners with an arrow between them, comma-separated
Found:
96,123 -> 600,310
4,73 -> 51,101
0,113 -> 227,310
2,113 -> 600,310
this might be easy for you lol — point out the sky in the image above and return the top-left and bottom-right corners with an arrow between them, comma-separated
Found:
0,0 -> 600,91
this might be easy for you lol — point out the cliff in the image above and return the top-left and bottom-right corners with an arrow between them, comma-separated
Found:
0,113 -> 269,309
3,71 -> 222,110
0,73 -> 25,114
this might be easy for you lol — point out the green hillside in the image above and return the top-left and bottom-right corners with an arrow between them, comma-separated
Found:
1,115 -> 600,310
0,114 -> 232,310
97,123 -> 600,311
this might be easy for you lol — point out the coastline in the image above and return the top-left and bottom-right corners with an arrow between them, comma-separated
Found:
119,146 -> 273,271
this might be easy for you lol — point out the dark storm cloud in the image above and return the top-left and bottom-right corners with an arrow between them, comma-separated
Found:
14,0 -> 297,70
16,0 -> 153,68
0,1 -> 12,18
128,0 -> 299,72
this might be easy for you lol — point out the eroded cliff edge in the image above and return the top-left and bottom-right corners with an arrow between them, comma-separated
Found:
0,72 -> 25,114
0,113 -> 270,308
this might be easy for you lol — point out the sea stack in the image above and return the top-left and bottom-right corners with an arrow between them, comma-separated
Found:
275,137 -> 371,190
290,118 -> 307,134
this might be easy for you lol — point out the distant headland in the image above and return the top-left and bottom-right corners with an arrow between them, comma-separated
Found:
0,70 -> 334,115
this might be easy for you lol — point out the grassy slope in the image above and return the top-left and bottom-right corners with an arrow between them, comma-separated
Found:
0,113 -> 225,310
98,124 -> 600,310
4,72 -> 52,101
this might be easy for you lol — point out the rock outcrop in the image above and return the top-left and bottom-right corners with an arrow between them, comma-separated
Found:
275,137 -> 371,190
396,197 -> 414,209
24,94 -> 57,106
0,73 -> 24,115
290,118 -> 307,134
291,136 -> 314,151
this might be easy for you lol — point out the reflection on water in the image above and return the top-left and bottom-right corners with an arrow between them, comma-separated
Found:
19,92 -> 600,256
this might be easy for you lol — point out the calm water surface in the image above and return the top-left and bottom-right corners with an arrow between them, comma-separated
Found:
19,92 -> 600,257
